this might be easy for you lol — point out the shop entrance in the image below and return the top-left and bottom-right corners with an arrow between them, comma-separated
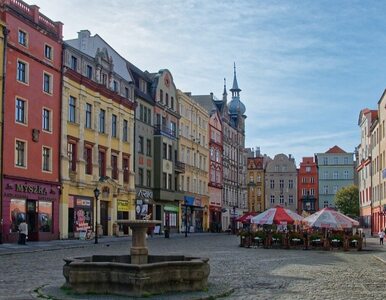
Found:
100,201 -> 109,236
26,200 -> 38,241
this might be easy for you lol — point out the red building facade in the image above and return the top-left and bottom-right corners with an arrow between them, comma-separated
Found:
0,0 -> 62,242
297,157 -> 319,214
208,110 -> 223,232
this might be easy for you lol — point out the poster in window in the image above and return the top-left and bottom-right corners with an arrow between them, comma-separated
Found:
10,199 -> 26,232
38,201 -> 52,232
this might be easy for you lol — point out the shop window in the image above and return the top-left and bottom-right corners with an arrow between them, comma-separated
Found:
38,201 -> 52,232
10,199 -> 26,232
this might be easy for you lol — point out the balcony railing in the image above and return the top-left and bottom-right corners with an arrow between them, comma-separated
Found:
154,124 -> 176,138
175,161 -> 185,173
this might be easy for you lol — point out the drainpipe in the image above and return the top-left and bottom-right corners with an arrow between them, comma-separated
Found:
0,26 -> 9,244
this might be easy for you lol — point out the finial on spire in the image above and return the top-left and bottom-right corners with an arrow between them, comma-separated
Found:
231,62 -> 241,92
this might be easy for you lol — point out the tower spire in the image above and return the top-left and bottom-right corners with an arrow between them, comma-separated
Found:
230,62 -> 241,96
222,77 -> 227,102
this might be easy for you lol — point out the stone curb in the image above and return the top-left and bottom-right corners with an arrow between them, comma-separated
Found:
35,284 -> 235,300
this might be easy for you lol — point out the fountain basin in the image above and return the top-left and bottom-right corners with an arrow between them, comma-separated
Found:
63,254 -> 210,297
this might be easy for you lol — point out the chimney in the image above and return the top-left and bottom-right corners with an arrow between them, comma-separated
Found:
30,5 -> 40,23
78,30 -> 91,51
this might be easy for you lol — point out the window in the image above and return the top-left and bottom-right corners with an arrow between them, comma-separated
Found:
163,143 -> 167,159
162,172 -> 167,189
42,147 -> 51,171
15,140 -> 26,167
18,30 -> 27,46
344,170 -> 349,179
71,55 -> 77,70
44,45 -> 52,60
86,65 -> 93,79
310,188 -> 315,195
289,195 -> 294,204
302,188 -> 307,196
323,201 -> 329,208
344,157 -> 349,165
270,195 -> 275,204
138,168 -> 144,186
123,157 -> 129,183
160,89 -> 163,103
288,179 -> 294,189
123,120 -> 128,142
85,103 -> 92,129
42,108 -> 51,131
98,150 -> 106,177
279,195 -> 284,204
146,170 -> 151,187
323,157 -> 328,165
84,147 -> 92,175
168,145 -> 172,161
171,121 -> 177,136
68,96 -> 76,123
67,142 -> 76,172
17,61 -> 27,83
43,73 -> 52,94
138,136 -> 144,154
171,97 -> 174,110
333,171 -> 338,179
168,174 -> 172,189
16,98 -> 26,124
305,166 -> 311,172
113,80 -> 118,92
334,157 -> 338,165
333,185 -> 338,194
165,93 -> 169,106
324,171 -> 328,179
310,177 -> 315,183
324,185 -> 329,194
279,179 -> 284,189
125,87 -> 129,98
111,114 -> 117,138
146,139 -> 151,156
270,179 -> 274,189
99,109 -> 105,133
111,155 -> 118,180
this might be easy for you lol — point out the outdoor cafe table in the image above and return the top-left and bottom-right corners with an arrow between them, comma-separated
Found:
291,238 -> 302,246
253,237 -> 262,247
331,239 -> 342,248
311,239 -> 322,247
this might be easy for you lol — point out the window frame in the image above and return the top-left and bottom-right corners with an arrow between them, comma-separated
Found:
42,107 -> 52,132
68,96 -> 76,123
16,60 -> 28,84
44,44 -> 53,60
15,139 -> 27,168
18,29 -> 27,47
15,98 -> 27,125
43,72 -> 53,95
42,146 -> 52,172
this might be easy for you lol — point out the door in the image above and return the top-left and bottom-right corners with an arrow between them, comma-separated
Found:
26,200 -> 38,241
100,201 -> 108,236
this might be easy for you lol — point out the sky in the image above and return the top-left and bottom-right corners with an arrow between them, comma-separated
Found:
31,0 -> 386,165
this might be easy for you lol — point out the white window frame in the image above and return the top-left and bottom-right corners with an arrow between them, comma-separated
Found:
42,107 -> 52,133
15,138 -> 27,169
43,72 -> 53,95
42,146 -> 52,173
15,97 -> 27,125
16,59 -> 29,84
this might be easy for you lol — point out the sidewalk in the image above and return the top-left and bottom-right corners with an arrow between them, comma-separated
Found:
365,236 -> 386,264
0,232 -> 212,256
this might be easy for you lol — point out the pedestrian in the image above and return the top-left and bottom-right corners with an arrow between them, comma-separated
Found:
378,229 -> 385,245
18,220 -> 28,245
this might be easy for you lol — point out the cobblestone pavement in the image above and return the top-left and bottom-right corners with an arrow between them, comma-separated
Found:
0,234 -> 385,300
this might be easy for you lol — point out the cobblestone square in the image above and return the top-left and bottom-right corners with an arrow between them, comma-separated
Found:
0,234 -> 385,300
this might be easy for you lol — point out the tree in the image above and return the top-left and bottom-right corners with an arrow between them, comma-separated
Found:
334,185 -> 359,217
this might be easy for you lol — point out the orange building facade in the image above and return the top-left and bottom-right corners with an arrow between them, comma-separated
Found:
297,157 -> 319,215
0,0 -> 63,242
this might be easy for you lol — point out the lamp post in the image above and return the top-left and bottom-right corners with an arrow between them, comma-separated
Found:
94,187 -> 100,244
233,205 -> 236,234
185,201 -> 188,238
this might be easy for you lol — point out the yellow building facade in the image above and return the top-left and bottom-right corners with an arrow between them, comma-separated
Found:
59,41 -> 136,239
177,91 -> 210,232
247,156 -> 265,212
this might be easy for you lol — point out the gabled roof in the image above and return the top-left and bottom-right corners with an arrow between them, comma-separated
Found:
326,145 -> 346,154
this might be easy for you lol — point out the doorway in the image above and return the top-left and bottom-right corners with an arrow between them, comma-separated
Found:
26,200 -> 38,241
100,201 -> 109,236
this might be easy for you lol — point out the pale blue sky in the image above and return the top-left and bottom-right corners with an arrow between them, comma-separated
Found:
32,0 -> 385,165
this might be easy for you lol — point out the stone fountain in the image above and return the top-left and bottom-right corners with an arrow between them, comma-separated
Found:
63,220 -> 210,297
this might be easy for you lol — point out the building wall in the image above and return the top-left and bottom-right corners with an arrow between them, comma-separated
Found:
0,1 -> 62,242
247,156 -> 265,212
316,148 -> 354,209
297,157 -> 318,214
265,154 -> 297,211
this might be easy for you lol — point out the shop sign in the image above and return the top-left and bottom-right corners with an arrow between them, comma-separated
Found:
15,184 -> 47,195
184,196 -> 194,206
137,189 -> 153,200
76,199 -> 91,207
117,200 -> 129,211
164,204 -> 178,212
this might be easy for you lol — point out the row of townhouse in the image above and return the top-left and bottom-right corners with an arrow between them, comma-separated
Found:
357,90 -> 386,235
0,0 -> 248,242
246,146 -> 355,216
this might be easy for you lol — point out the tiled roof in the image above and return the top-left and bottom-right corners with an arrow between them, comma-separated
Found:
326,145 -> 346,154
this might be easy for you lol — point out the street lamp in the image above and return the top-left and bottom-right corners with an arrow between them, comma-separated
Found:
185,201 -> 189,238
233,206 -> 236,234
94,187 -> 100,244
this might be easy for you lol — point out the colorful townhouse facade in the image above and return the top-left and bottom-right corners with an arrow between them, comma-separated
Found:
59,31 -> 136,239
297,157 -> 318,214
127,63 -> 156,226
315,146 -> 354,209
149,69 -> 183,233
357,108 -> 377,231
0,0 -> 63,242
0,19 -> 6,243
246,148 -> 269,213
177,90 -> 210,233
265,154 -> 297,211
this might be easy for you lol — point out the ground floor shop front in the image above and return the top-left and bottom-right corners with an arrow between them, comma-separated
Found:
59,178 -> 134,239
1,176 -> 60,243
